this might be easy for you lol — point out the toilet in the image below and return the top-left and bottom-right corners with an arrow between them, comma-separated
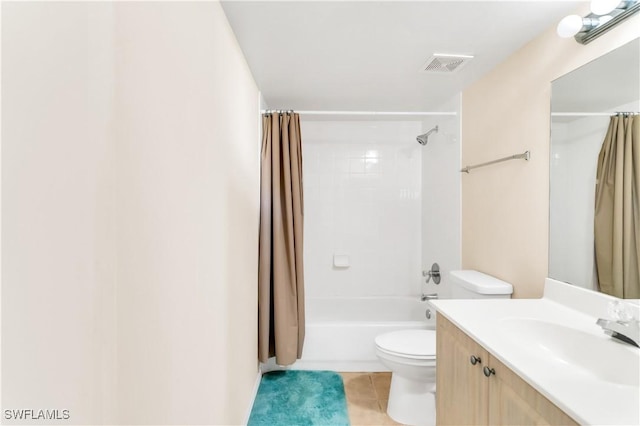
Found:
374,270 -> 513,426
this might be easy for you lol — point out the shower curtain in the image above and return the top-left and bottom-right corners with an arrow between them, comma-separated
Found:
594,114 -> 640,299
258,111 -> 305,365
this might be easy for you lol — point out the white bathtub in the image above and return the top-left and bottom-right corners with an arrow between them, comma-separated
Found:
294,297 -> 434,372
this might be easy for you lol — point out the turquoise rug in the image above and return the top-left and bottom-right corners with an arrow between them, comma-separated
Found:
248,370 -> 350,426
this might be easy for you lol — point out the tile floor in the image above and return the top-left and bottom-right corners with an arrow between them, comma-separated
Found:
339,372 -> 402,425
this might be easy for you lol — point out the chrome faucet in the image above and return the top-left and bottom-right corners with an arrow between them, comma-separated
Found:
596,301 -> 640,348
421,293 -> 438,301
596,318 -> 640,348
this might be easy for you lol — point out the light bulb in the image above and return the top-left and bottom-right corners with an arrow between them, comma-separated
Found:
590,0 -> 621,15
556,15 -> 584,38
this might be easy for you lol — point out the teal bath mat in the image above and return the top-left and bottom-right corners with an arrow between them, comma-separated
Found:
248,370 -> 350,426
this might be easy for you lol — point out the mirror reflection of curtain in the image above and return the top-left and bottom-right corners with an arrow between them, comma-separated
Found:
594,114 -> 640,298
258,112 -> 305,366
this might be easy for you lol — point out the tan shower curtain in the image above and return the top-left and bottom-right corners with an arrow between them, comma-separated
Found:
258,111 -> 305,365
594,114 -> 640,299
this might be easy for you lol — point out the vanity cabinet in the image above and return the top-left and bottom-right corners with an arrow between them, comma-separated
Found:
436,313 -> 489,425
436,315 -> 578,426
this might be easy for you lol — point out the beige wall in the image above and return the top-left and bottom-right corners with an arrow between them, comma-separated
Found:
2,2 -> 260,424
461,6 -> 640,298
2,3 -> 118,423
113,2 -> 260,424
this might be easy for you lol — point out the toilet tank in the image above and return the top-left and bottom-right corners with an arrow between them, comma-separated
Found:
449,270 -> 513,299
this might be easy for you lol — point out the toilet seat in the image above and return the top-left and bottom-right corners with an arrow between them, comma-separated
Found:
375,330 -> 436,360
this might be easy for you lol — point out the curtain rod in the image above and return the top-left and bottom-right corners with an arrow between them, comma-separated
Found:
261,110 -> 457,116
552,112 -> 639,116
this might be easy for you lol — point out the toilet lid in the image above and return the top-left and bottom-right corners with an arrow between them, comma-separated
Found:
375,330 -> 436,358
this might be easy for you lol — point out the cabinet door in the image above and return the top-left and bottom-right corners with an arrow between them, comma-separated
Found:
436,314 -> 489,425
488,355 -> 578,426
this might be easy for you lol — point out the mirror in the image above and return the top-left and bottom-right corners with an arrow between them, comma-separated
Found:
549,38 -> 640,298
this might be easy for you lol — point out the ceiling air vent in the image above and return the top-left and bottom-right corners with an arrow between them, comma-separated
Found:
421,53 -> 474,74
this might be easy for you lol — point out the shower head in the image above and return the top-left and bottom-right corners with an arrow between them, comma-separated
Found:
417,125 -> 439,145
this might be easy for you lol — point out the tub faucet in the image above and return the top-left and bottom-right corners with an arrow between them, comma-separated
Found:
596,301 -> 640,348
421,293 -> 438,301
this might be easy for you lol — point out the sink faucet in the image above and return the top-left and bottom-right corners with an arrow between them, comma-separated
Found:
421,293 -> 438,301
596,301 -> 640,348
596,318 -> 640,348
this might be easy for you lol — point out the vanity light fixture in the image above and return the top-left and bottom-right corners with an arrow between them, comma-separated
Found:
591,0 -> 624,15
556,0 -> 640,44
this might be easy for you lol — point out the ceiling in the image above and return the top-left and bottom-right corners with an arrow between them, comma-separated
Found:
221,1 -> 582,112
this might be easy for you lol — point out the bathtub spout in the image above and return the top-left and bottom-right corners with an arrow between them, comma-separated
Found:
421,293 -> 438,301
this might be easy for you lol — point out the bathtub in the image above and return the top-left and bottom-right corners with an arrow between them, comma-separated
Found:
294,297 -> 434,372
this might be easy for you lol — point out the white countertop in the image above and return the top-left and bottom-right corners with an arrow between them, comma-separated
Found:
430,279 -> 640,426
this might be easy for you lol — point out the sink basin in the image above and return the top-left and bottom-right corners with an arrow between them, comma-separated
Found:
500,318 -> 640,387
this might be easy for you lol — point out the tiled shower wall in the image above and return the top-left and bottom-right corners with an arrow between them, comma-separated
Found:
302,120 -> 423,298
420,111 -> 461,299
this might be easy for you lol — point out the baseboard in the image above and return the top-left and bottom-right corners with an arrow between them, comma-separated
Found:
291,359 -> 390,372
243,368 -> 263,426
260,357 -> 390,373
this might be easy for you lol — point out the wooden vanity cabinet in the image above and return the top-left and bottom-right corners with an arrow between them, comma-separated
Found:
436,314 -> 578,426
436,313 -> 489,425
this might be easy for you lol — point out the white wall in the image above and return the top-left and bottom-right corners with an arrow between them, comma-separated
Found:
2,3 -> 117,423
549,117 -> 606,292
420,96 -> 462,299
2,2 -> 260,424
302,120 -> 423,299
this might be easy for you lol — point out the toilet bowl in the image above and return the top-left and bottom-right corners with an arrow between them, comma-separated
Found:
374,329 -> 436,426
374,270 -> 514,426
